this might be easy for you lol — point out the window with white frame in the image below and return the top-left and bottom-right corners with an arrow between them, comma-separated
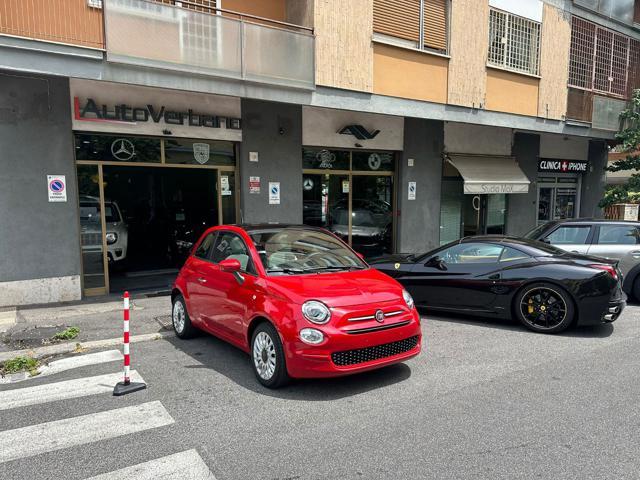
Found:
488,8 -> 541,76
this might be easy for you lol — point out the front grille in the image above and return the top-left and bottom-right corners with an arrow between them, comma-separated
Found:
81,233 -> 101,246
331,335 -> 419,367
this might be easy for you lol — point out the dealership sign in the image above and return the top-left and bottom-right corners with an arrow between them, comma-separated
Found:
74,98 -> 241,130
70,79 -> 242,141
538,159 -> 588,173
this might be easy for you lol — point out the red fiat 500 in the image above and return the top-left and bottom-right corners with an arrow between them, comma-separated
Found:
171,224 -> 422,388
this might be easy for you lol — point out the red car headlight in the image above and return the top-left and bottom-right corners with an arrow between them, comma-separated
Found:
302,300 -> 331,324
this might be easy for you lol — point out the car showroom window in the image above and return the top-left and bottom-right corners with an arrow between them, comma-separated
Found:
546,226 -> 591,244
597,225 -> 640,245
194,233 -> 215,260
211,232 -> 256,274
500,247 -> 531,263
440,243 -> 504,264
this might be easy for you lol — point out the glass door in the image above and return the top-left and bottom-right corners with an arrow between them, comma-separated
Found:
351,175 -> 394,257
303,173 -> 349,243
77,165 -> 109,296
537,177 -> 579,225
461,194 -> 506,237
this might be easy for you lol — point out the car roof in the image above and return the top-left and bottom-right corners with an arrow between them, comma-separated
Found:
456,235 -> 564,255
540,218 -> 640,226
229,224 -> 329,234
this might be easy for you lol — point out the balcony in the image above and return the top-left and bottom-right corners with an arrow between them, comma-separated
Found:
103,0 -> 315,89
0,0 -> 104,49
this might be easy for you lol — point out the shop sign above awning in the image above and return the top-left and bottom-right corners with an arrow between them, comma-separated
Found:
446,155 -> 530,194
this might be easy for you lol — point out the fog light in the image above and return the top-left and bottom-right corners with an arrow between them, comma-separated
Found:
300,328 -> 324,345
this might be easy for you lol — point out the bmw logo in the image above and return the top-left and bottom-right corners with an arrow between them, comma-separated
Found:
375,310 -> 385,323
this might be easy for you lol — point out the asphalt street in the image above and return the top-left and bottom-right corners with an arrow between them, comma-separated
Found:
1,305 -> 639,479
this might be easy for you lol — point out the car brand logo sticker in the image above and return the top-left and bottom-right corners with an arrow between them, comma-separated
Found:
316,149 -> 336,169
368,153 -> 382,170
111,139 -> 135,161
193,143 -> 210,164
375,310 -> 385,323
303,178 -> 314,191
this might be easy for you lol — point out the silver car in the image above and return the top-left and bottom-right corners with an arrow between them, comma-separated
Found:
79,195 -> 128,264
525,219 -> 640,299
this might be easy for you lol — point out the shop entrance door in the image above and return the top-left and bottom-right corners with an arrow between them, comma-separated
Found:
462,194 -> 507,237
537,177 -> 580,225
302,149 -> 395,259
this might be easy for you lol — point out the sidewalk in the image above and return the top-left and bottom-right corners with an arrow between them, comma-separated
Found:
0,294 -> 174,360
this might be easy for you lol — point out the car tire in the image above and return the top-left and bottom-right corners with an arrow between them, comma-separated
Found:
513,282 -> 575,334
172,295 -> 197,339
251,322 -> 290,389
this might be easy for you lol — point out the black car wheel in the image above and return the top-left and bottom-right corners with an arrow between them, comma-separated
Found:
514,283 -> 575,333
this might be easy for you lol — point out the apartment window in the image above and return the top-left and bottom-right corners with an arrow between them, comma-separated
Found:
487,9 -> 541,76
155,0 -> 217,13
569,16 -> 640,98
574,0 -> 635,25
373,0 -> 448,53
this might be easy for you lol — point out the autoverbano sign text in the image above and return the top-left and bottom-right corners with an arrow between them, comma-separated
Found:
538,159 -> 588,173
74,97 -> 242,130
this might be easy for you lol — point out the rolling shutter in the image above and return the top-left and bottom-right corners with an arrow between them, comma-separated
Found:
373,0 -> 421,42
424,0 -> 447,51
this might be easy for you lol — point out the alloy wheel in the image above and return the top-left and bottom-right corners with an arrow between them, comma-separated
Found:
253,331 -> 277,380
173,300 -> 186,334
519,287 -> 567,330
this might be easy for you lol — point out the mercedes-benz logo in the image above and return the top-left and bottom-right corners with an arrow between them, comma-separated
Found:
111,139 -> 135,161
375,309 -> 385,323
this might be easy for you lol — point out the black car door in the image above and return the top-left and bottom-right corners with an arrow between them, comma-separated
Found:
404,242 -> 504,311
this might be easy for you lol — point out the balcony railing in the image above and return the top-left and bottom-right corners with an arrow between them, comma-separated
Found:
104,0 -> 315,89
0,0 -> 105,49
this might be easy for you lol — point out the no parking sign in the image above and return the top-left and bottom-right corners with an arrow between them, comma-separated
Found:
47,175 -> 67,202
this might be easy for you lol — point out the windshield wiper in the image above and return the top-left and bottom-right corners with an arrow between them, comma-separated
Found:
305,265 -> 367,272
266,267 -> 305,274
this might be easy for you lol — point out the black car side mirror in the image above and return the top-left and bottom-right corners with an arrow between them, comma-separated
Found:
425,256 -> 447,271
541,237 -> 551,244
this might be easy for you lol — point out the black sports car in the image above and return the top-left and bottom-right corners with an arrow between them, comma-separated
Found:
371,236 -> 626,333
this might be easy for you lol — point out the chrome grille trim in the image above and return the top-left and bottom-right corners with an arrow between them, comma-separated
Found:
347,310 -> 404,322
345,320 -> 411,334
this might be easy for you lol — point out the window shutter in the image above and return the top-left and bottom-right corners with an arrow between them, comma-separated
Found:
373,0 -> 421,43
423,0 -> 447,51
635,0 -> 640,24
566,88 -> 593,122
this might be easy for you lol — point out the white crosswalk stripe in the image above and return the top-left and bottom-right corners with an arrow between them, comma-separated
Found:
85,449 -> 216,479
0,400 -> 174,464
0,370 -> 144,411
38,350 -> 122,377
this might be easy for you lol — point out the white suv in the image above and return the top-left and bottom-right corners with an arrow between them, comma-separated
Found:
79,196 -> 128,264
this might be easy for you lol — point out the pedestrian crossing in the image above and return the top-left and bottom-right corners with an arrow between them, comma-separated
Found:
0,357 -> 216,479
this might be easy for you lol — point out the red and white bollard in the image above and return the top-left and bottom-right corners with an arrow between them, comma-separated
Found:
113,291 -> 147,396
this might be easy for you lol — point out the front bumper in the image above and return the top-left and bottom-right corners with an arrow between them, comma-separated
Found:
283,309 -> 422,379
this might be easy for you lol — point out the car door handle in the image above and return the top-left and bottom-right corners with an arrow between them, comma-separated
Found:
570,250 -> 579,254
197,277 -> 207,284
488,274 -> 500,280
631,250 -> 640,258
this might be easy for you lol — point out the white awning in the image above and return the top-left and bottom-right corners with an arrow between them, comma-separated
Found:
446,155 -> 530,194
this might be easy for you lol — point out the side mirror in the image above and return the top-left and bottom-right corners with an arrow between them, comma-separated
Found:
541,237 -> 551,244
219,258 -> 241,273
425,256 -> 447,271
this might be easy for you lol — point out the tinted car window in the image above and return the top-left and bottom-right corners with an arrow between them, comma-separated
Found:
546,226 -> 591,244
524,223 -> 550,240
500,247 -> 531,262
597,225 -> 640,245
195,233 -> 215,260
211,232 -> 255,274
440,243 -> 503,264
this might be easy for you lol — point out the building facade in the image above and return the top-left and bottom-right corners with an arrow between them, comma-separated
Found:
0,0 -> 638,305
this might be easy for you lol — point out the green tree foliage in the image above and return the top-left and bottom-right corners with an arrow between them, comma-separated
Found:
601,90 -> 640,208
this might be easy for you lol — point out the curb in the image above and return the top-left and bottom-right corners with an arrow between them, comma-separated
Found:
0,330 -> 175,363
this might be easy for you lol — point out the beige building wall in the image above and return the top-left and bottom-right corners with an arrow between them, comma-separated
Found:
537,3 -> 571,119
314,0 -> 373,92
485,68 -> 539,116
447,0 -> 489,108
373,44 -> 448,103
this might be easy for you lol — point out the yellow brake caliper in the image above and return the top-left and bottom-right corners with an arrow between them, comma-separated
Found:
528,298 -> 534,314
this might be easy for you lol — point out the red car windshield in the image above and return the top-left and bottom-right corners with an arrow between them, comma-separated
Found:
249,228 -> 367,275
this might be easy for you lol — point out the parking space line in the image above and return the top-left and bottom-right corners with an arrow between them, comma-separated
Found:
0,371 -> 144,411
85,449 -> 216,479
0,401 -> 174,464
